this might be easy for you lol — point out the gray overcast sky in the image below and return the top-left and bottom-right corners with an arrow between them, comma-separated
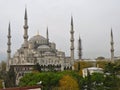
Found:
0,0 -> 120,60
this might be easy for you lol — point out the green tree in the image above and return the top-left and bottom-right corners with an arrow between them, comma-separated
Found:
78,62 -> 80,71
103,75 -> 120,90
104,63 -> 120,78
0,61 -> 6,71
91,73 -> 105,90
82,73 -> 105,90
104,63 -> 120,90
86,69 -> 92,90
104,63 -> 115,75
33,63 -> 41,72
19,72 -> 63,90
80,63 -> 120,90
4,67 -> 16,87
0,61 -> 7,88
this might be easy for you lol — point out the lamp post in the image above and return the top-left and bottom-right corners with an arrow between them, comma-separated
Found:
2,80 -> 5,89
37,81 -> 43,90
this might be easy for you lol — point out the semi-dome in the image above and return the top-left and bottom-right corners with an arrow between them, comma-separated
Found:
29,35 -> 47,44
38,45 -> 51,52
38,45 -> 50,49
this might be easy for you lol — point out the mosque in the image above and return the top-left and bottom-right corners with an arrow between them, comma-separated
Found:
6,9 -> 82,84
5,8 -> 116,85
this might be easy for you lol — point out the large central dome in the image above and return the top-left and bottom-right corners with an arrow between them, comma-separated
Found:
29,35 -> 47,45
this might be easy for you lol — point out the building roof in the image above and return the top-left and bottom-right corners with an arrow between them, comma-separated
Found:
83,67 -> 103,71
0,85 -> 42,90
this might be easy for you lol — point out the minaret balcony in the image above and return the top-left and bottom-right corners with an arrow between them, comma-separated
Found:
79,48 -> 82,50
70,39 -> 74,41
111,42 -> 114,44
70,47 -> 74,50
23,25 -> 28,29
7,50 -> 11,53
7,42 -> 11,45
111,49 -> 114,52
7,36 -> 11,38
24,35 -> 28,39
70,31 -> 74,33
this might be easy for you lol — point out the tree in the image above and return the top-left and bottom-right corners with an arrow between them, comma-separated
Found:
19,71 -> 83,90
33,63 -> 41,72
104,63 -> 120,90
74,61 -> 93,75
96,60 -> 108,69
0,80 -> 3,88
91,73 -> 105,90
80,63 -> 120,90
59,75 -> 79,90
19,72 -> 63,90
86,69 -> 92,90
104,63 -> 120,77
0,61 -> 6,71
4,67 -> 16,87
78,62 -> 80,71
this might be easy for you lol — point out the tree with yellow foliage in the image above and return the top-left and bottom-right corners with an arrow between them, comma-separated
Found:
59,75 -> 79,90
0,80 -> 3,88
74,61 -> 93,76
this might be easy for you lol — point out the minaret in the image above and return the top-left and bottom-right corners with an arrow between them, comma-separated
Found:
7,22 -> 11,71
23,8 -> 29,48
46,27 -> 49,44
70,16 -> 74,69
110,28 -> 114,63
78,35 -> 82,59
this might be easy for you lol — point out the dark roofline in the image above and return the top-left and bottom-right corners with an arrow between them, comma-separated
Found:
0,85 -> 42,90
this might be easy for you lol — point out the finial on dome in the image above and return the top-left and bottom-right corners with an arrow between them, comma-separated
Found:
59,48 -> 61,51
37,30 -> 39,35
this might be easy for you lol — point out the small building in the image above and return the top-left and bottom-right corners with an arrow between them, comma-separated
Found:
82,67 -> 103,78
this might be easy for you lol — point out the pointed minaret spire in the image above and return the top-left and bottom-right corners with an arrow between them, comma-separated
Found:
24,8 -> 27,20
110,28 -> 114,63
78,35 -> 82,59
111,28 -> 113,41
7,22 -> 11,71
70,16 -> 74,69
46,27 -> 49,44
71,16 -> 74,30
23,8 -> 29,48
